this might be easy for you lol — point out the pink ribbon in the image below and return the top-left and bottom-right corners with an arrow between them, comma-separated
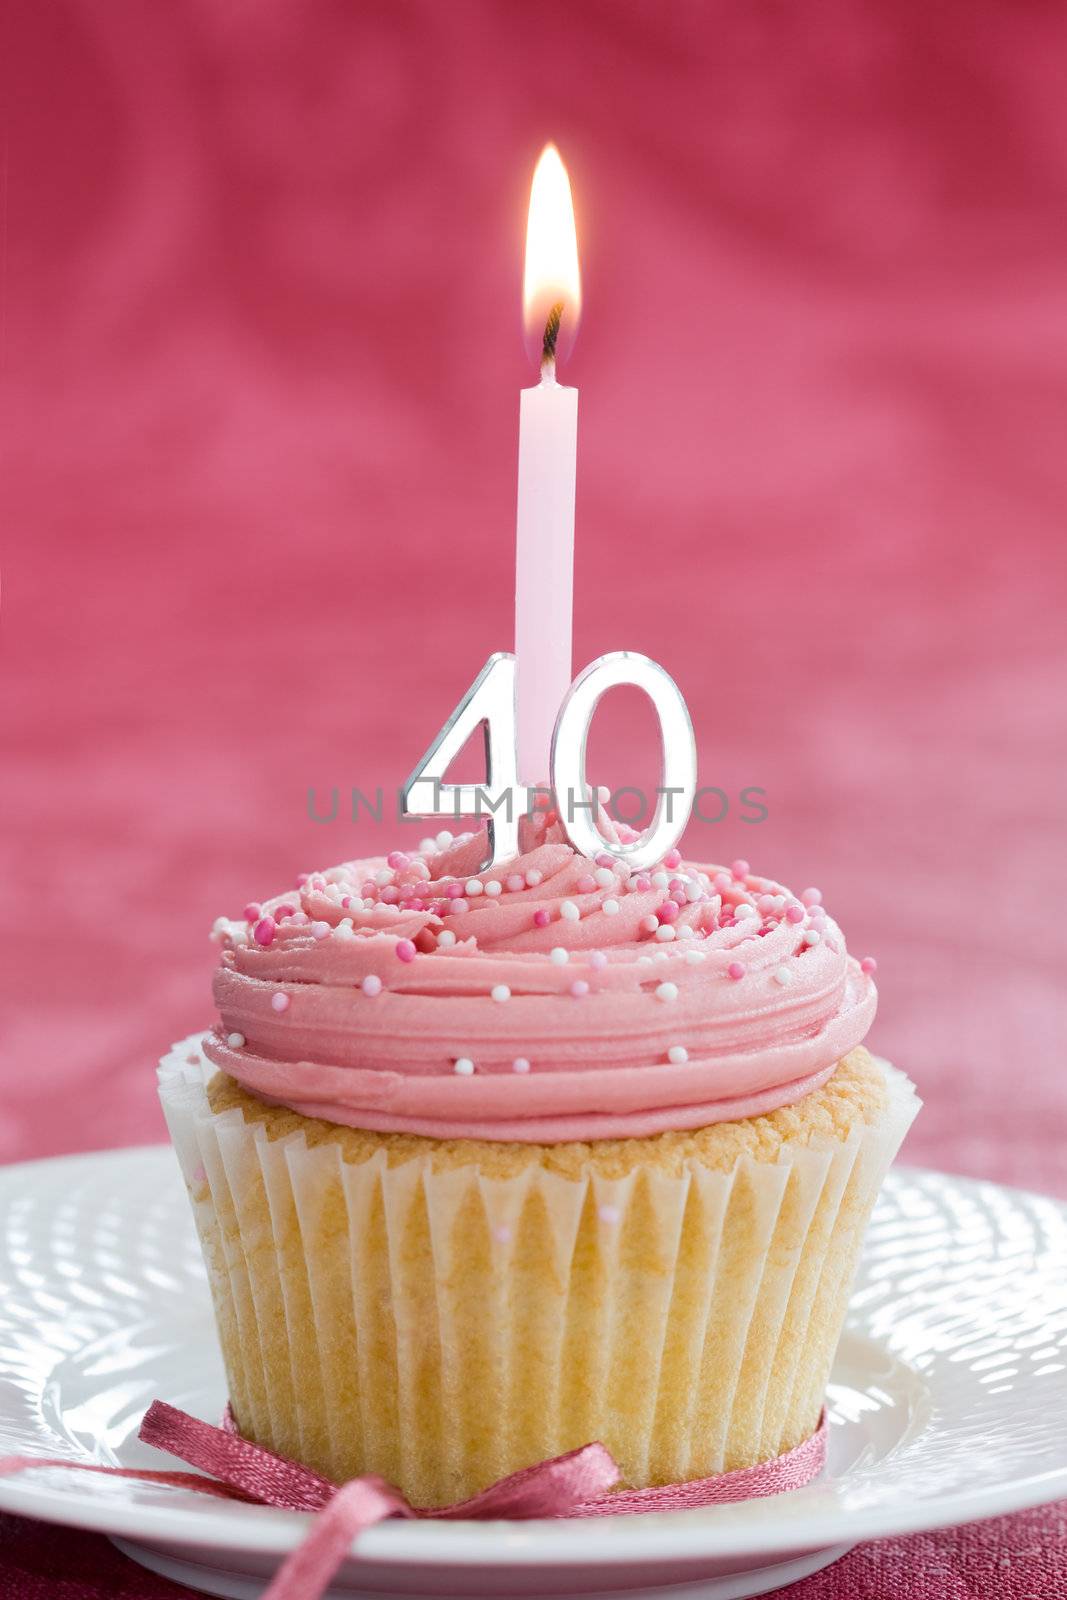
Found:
2,1401 -> 827,1600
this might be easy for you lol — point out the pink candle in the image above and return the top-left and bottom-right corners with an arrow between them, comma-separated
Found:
515,145 -> 581,787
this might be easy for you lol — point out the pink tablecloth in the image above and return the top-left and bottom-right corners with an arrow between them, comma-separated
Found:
2,0 -> 1064,1592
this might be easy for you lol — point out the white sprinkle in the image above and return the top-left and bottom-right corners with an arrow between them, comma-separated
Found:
525,869 -> 543,886
638,955 -> 653,964
437,929 -> 457,948
419,838 -> 436,854
773,966 -> 793,986
655,923 -> 677,942
656,982 -> 679,1003
454,1057 -> 475,1075
550,946 -> 569,965
334,920 -> 356,940
802,929 -> 821,946
641,914 -> 659,934
374,868 -> 393,887
602,898 -> 620,916
734,903 -> 758,921
685,949 -> 707,965
491,984 -> 511,1003
668,1045 -> 689,1064
594,867 -> 615,889
598,1203 -> 621,1224
651,871 -> 670,890
560,900 -> 580,921
435,830 -> 454,850
679,924 -> 696,939
684,881 -> 702,903
465,879 -> 484,896
597,785 -> 611,803
271,993 -> 290,1013
484,880 -> 502,897
361,974 -> 382,997
226,1032 -> 246,1049
512,1057 -> 531,1074
653,949 -> 670,962
570,979 -> 590,997
324,866 -> 349,883
211,916 -> 230,936
451,899 -> 469,914
310,920 -> 331,940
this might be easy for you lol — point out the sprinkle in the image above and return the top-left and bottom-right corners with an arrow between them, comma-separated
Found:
437,929 -> 457,948
802,929 -> 821,946
361,974 -> 382,997
773,965 -> 793,986
655,981 -> 679,1002
641,914 -> 659,934
598,1203 -> 621,1225
253,917 -> 276,947
310,920 -> 331,940
374,869 -> 392,887
727,961 -> 745,980
512,1057 -> 531,1074
533,908 -> 551,927
226,1032 -> 245,1049
594,867 -> 615,889
451,899 -> 469,914
734,903 -> 758,921
295,873 -> 310,887
634,874 -> 652,892
785,903 -> 804,925
679,924 -> 696,938
270,993 -> 291,1015
550,947 -> 569,965
664,847 -> 682,869
419,838 -> 435,854
560,900 -> 580,922
589,950 -> 608,970
732,859 -> 750,879
651,871 -> 670,890
276,904 -> 296,920
387,851 -> 410,871
801,887 -> 823,906
576,874 -> 597,893
657,901 -> 680,924
492,1225 -> 512,1244
525,869 -> 543,887
860,956 -> 878,975
465,879 -> 484,897
445,881 -> 465,899
655,923 -> 677,942
667,1045 -> 689,1064
454,1058 -> 475,1075
685,949 -> 707,965
243,902 -> 261,922
570,979 -> 590,997
435,830 -> 454,850
395,939 -> 417,963
506,874 -> 525,892
684,881 -> 702,903
491,984 -> 511,1003
602,898 -> 620,916
484,880 -> 502,897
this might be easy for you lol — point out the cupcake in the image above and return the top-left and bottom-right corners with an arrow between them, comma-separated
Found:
159,823 -> 918,1507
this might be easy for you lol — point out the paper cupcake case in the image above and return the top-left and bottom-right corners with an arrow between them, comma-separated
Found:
159,1037 -> 918,1508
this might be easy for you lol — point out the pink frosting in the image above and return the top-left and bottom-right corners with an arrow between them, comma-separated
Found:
204,826 -> 876,1143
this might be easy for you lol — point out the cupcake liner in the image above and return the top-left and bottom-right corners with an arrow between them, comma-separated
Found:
159,1035 -> 918,1508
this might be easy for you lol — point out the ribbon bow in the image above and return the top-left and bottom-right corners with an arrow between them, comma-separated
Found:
2,1401 -> 827,1600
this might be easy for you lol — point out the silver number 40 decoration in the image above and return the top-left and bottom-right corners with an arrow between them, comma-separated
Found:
402,651 -> 696,871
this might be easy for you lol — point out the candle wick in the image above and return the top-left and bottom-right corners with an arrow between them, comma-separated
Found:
541,302 -> 564,379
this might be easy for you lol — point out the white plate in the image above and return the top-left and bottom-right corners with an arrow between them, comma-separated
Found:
1,1149 -> 1066,1600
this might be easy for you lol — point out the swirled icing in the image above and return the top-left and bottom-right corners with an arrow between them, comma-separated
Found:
204,821 -> 876,1142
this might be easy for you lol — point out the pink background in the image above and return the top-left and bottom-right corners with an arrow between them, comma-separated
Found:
2,3 -> 1067,1592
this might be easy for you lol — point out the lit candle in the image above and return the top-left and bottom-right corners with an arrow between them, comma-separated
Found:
515,144 -> 581,788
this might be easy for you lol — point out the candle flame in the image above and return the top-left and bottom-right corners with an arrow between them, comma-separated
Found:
523,144 -> 581,372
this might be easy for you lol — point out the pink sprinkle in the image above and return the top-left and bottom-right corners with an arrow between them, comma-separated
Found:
310,921 -> 331,940
670,888 -> 687,906
506,874 -> 525,892
191,1163 -> 207,1184
657,901 -> 680,924
595,853 -> 615,868
860,956 -> 878,975
361,974 -> 382,997
290,911 -> 308,925
757,894 -> 777,914
395,939 -> 417,963
801,887 -> 823,906
341,897 -> 352,909
276,904 -> 296,920
712,871 -> 732,892
271,992 -> 290,1013
570,979 -> 590,997
243,902 -> 261,922
380,885 -> 400,904
451,898 -> 469,914
387,851 -> 410,871
598,1203 -> 621,1225
533,908 -> 551,928
492,1224 -> 512,1244
732,859 -> 750,879
512,1057 -> 531,1074
634,874 -> 652,893
576,874 -> 597,893
664,847 -> 682,869
728,961 -> 745,980
785,903 -> 805,924
296,873 -> 309,887
589,950 -> 608,970
445,881 -> 465,899
361,881 -> 377,898
253,917 -> 276,947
